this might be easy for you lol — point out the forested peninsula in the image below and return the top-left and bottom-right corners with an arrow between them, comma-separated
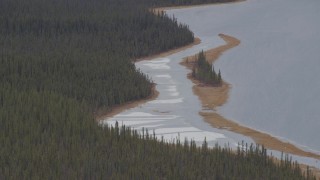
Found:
0,0 -> 316,179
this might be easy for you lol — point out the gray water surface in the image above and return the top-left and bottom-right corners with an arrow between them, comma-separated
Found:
167,0 -> 320,154
102,0 -> 320,168
102,36 -> 253,148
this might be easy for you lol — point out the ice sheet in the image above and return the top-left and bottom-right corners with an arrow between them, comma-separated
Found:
102,32 -> 253,150
103,0 -> 320,168
168,0 -> 320,152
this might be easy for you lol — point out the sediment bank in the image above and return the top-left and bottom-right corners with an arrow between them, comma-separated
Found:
97,37 -> 201,121
181,33 -> 320,161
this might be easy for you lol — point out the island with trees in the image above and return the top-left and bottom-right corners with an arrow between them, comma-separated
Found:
0,0 -> 316,179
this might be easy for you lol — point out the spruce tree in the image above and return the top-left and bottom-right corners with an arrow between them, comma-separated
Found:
218,69 -> 222,83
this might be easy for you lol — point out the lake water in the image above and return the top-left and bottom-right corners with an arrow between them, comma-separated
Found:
167,0 -> 320,154
102,36 -> 254,149
102,0 -> 320,167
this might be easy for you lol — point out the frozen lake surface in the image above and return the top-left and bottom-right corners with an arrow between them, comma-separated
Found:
168,0 -> 320,153
102,0 -> 320,167
102,37 -> 254,149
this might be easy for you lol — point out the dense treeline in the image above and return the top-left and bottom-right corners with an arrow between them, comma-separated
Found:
0,0 -> 194,111
0,0 -> 315,179
0,92 -> 314,179
192,51 -> 222,85
150,0 -> 241,7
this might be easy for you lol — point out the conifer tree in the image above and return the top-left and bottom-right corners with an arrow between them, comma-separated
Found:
193,51 -> 222,86
218,69 -> 222,83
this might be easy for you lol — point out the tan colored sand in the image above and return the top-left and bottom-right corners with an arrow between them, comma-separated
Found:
97,37 -> 201,121
136,38 -> 200,62
96,84 -> 159,121
301,164 -> 320,179
271,156 -> 320,179
182,34 -> 239,66
97,2 -> 320,177
182,33 -> 320,162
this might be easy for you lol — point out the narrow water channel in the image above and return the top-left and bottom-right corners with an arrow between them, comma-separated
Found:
102,35 -> 253,148
102,0 -> 320,168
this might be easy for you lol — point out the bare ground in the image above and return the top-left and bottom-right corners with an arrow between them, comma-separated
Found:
136,38 -> 200,62
181,33 -> 320,177
96,37 -> 201,121
97,1 -> 320,176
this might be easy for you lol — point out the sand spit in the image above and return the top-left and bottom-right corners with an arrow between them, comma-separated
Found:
181,33 -> 320,161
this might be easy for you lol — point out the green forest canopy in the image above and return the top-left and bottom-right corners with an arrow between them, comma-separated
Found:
192,50 -> 222,85
0,0 -> 315,179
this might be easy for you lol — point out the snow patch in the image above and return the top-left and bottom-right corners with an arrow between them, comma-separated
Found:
155,74 -> 172,78
150,98 -> 183,104
115,112 -> 155,117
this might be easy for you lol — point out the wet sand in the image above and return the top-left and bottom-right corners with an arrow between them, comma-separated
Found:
181,33 -> 320,160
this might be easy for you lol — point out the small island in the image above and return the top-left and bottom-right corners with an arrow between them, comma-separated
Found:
190,50 -> 222,86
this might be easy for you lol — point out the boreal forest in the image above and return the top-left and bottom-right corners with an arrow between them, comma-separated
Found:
0,0 -> 316,179
191,51 -> 222,85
